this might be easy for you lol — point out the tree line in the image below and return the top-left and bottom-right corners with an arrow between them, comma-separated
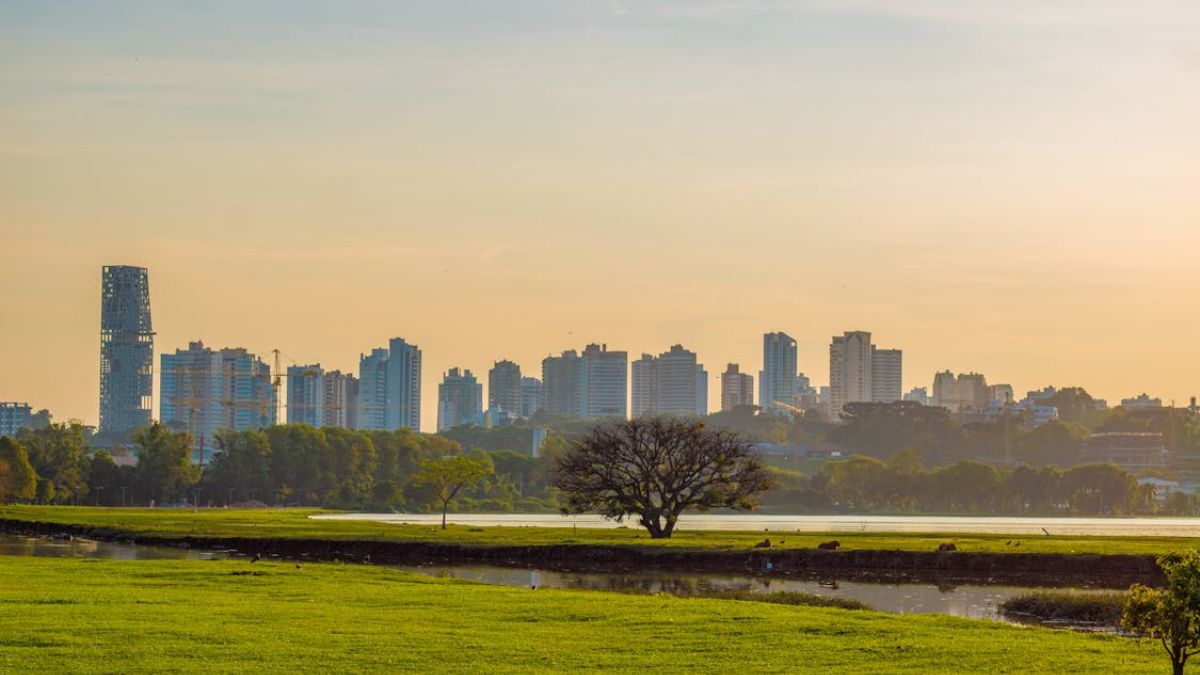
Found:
0,417 -> 1189,516
0,422 -> 561,512
762,447 -> 1180,516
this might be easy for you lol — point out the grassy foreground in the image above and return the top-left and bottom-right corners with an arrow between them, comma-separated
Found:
0,555 -> 1165,673
1,505 -> 1196,556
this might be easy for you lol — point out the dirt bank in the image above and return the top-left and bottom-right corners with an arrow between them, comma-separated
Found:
0,518 -> 1163,588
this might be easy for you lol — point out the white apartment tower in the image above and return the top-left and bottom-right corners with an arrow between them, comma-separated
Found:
829,331 -> 903,415
759,332 -> 798,415
632,345 -> 706,417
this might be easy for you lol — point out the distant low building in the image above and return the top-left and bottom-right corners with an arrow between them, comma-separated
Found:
1121,393 -> 1163,410
1138,477 -> 1188,507
1082,432 -> 1169,471
903,387 -> 929,406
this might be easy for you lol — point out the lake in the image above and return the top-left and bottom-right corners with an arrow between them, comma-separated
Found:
312,513 -> 1200,537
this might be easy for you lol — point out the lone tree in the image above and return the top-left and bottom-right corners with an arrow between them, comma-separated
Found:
553,417 -> 773,539
1123,550 -> 1200,675
414,454 -> 493,529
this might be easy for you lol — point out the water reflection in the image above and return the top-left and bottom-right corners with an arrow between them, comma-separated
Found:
399,564 -> 1099,621
0,533 -> 227,561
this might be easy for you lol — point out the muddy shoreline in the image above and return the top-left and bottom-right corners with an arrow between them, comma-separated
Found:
0,518 -> 1162,588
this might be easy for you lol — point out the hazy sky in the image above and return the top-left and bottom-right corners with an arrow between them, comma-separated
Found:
3,1 -> 1199,429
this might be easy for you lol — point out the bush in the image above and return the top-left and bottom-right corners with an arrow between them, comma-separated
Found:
1000,591 -> 1126,625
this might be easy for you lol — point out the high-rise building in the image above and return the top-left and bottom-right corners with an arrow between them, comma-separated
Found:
720,364 -> 753,411
356,348 -> 390,430
631,345 -> 706,417
488,360 -> 523,415
829,331 -> 902,414
356,338 -> 422,431
160,341 -> 276,463
759,332 -> 797,415
542,344 -> 628,419
631,354 -> 657,418
438,368 -> 484,431
931,370 -> 990,413
323,371 -> 358,429
99,265 -> 154,437
520,377 -> 543,418
542,350 -> 585,417
932,371 -> 958,410
829,331 -> 873,414
0,402 -> 33,438
286,364 -> 325,427
583,343 -> 627,418
283,365 -> 356,428
871,349 -> 903,404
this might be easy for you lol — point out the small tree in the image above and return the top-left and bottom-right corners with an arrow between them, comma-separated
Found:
0,437 -> 37,503
553,417 -> 773,539
414,455 -> 493,529
1123,550 -> 1200,675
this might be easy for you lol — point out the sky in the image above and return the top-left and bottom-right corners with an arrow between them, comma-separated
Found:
2,0 -> 1200,429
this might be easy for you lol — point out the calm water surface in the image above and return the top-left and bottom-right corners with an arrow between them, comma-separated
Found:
314,513 -> 1200,537
398,564 -> 1118,622
0,533 -> 227,561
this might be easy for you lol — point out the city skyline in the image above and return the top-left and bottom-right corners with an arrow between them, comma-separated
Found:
1,261 -> 1194,431
4,2 -> 1200,428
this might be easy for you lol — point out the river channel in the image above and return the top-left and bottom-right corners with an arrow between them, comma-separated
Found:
0,533 -> 1119,622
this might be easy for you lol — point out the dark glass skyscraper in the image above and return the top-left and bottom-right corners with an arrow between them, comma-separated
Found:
99,265 -> 154,436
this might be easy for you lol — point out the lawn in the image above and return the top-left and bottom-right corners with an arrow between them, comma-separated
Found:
0,555 -> 1167,673
0,505 -> 1196,556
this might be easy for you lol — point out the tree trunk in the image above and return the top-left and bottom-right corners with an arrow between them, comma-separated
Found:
441,503 -> 448,530
643,513 -> 664,538
1171,646 -> 1185,675
660,516 -> 678,539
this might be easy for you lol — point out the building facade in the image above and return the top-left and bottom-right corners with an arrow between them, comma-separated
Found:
160,341 -> 276,463
631,345 -> 706,417
759,332 -> 797,415
829,332 -> 902,414
542,350 -> 586,417
355,338 -> 422,431
932,371 -> 990,413
283,365 -> 357,428
1082,432 -> 1169,471
871,348 -> 903,404
583,343 -> 628,418
438,367 -> 484,431
542,344 -> 628,419
99,265 -> 154,437
323,370 -> 358,429
520,377 -> 543,418
286,364 -> 325,427
0,402 -> 32,438
488,360 -> 523,416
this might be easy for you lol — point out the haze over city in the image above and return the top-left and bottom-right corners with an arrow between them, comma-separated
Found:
4,1 -> 1200,427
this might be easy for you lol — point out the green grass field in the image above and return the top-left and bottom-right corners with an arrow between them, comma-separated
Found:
0,555 -> 1167,673
0,505 -> 1196,556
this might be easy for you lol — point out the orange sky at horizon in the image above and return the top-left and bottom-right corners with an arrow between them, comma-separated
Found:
2,1 -> 1199,429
